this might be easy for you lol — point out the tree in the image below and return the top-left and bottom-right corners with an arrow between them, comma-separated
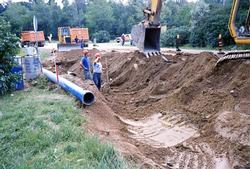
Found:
161,0 -> 179,27
189,0 -> 209,47
0,18 -> 20,95
92,30 -> 111,42
126,0 -> 145,29
203,4 -> 233,47
110,1 -> 144,37
174,4 -> 193,27
160,1 -> 171,25
188,0 -> 247,47
85,0 -> 115,36
60,1 -> 78,29
161,0 -> 193,28
2,3 -> 32,35
161,26 -> 190,46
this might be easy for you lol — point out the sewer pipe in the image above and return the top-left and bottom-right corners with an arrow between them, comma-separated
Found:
42,68 -> 95,106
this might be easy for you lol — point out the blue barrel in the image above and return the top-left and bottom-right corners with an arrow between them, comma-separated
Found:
12,65 -> 24,90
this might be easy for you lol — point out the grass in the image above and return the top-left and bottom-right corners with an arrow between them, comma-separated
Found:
0,84 -> 136,169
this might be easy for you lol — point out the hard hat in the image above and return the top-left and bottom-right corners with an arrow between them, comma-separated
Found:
83,50 -> 89,54
95,53 -> 101,58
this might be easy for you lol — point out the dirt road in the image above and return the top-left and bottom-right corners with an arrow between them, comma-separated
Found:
42,42 -> 217,54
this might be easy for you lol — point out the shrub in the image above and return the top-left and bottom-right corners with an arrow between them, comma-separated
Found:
92,30 -> 111,43
161,26 -> 190,47
0,18 -> 20,95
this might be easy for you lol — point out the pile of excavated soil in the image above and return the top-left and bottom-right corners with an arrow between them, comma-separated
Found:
43,50 -> 250,169
101,51 -> 250,168
103,51 -> 250,122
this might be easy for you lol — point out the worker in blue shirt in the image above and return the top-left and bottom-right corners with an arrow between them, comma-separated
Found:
93,53 -> 102,91
80,50 -> 91,80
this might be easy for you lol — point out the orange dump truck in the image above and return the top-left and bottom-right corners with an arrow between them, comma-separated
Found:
58,27 -> 89,51
70,28 -> 89,43
21,31 -> 45,47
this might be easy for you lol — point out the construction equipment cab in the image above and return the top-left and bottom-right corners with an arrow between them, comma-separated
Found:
57,27 -> 89,52
217,0 -> 250,64
131,0 -> 162,57
229,0 -> 250,44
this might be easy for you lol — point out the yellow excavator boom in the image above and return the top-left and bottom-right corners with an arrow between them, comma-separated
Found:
144,0 -> 162,26
229,0 -> 250,44
217,0 -> 250,64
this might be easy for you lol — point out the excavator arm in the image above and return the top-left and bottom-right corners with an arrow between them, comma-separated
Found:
143,0 -> 162,27
131,0 -> 162,57
217,0 -> 250,64
229,0 -> 250,44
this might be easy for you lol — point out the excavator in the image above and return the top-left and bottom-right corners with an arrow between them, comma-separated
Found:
131,0 -> 162,58
132,0 -> 250,62
217,0 -> 250,64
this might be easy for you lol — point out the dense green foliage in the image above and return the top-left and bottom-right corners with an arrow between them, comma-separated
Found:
92,30 -> 111,43
0,0 -> 144,40
161,26 -> 190,46
0,0 -> 249,47
189,1 -> 233,47
0,18 -> 20,95
0,86 -> 137,169
161,1 -> 193,27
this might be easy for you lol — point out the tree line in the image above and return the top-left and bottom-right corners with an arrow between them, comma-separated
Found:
0,0 -> 249,47
161,0 -> 249,48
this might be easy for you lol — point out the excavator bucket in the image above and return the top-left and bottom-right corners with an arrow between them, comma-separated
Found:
131,24 -> 161,57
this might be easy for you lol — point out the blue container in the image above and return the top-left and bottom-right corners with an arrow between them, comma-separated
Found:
12,65 -> 24,90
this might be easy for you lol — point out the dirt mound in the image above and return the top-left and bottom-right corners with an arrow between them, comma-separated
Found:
43,50 -> 250,168
102,51 -> 250,168
104,51 -> 250,118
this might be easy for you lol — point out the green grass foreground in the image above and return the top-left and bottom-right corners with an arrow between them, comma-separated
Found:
0,87 -> 136,169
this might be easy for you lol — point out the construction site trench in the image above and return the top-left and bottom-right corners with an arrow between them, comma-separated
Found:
43,49 -> 250,169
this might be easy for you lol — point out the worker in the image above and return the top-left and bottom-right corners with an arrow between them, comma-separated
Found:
48,34 -> 52,43
176,34 -> 181,52
93,53 -> 102,91
239,26 -> 245,36
80,39 -> 84,49
121,34 -> 125,46
75,36 -> 79,43
80,50 -> 91,80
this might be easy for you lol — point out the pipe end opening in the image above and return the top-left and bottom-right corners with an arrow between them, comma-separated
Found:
83,92 -> 95,106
